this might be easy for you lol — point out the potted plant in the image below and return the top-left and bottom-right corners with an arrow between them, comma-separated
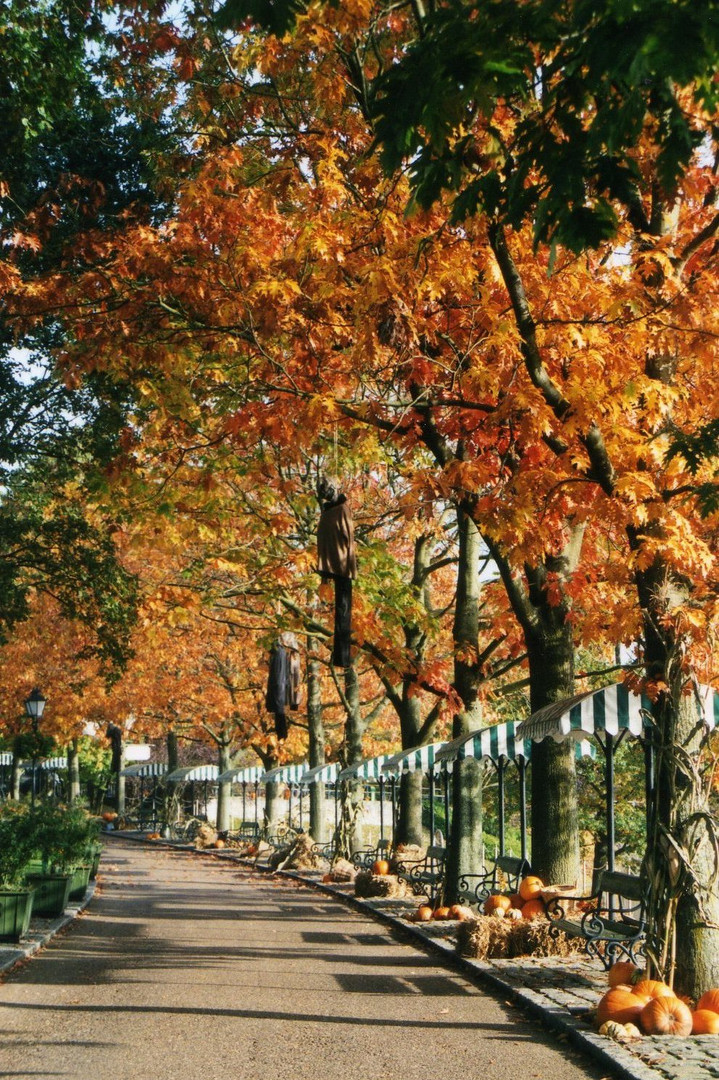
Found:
25,804 -> 95,915
0,804 -> 37,942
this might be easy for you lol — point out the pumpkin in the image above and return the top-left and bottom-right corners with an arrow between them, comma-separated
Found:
213,839 -> 226,849
372,859 -> 390,876
321,873 -> 333,883
640,996 -> 693,1036
692,1009 -> 719,1035
447,904 -> 473,921
598,1020 -> 627,1040
507,893 -> 523,910
101,811 -> 117,823
697,988 -> 719,1014
432,906 -> 451,920
414,904 -> 433,923
597,988 -> 649,1026
505,907 -> 523,921
518,875 -> 544,902
520,898 -> 546,919
633,979 -> 674,1001
484,894 -> 512,916
623,1023 -> 642,1039
246,844 -> 258,856
608,962 -> 641,988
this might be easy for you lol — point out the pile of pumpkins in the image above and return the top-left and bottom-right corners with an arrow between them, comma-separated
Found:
597,961 -> 719,1038
482,874 -> 547,920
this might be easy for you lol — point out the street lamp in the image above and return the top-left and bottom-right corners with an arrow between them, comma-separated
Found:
24,688 -> 46,805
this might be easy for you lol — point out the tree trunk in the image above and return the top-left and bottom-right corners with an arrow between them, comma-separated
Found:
10,750 -> 20,800
307,653 -> 327,843
216,740 -> 232,832
445,504 -> 484,904
526,617 -> 580,886
396,770 -> 424,846
337,662 -> 365,857
636,557 -> 719,996
68,738 -> 80,804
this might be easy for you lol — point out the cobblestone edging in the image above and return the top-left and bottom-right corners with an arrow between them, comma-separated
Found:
0,880 -> 97,977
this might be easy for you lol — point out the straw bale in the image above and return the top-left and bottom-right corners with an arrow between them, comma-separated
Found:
328,858 -> 356,883
194,823 -> 218,849
456,915 -> 583,960
354,870 -> 413,898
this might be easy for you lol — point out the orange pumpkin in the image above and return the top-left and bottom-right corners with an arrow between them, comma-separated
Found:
518,875 -> 544,902
321,873 -> 333,883
608,962 -> 641,988
640,996 -> 693,1036
432,906 -> 451,920
484,894 -> 512,916
697,988 -> 719,1014
597,988 -> 650,1026
520,898 -> 546,919
633,979 -> 674,1001
213,839 -> 226,849
448,904 -> 473,921
372,859 -> 391,876
414,904 -> 433,922
692,1009 -> 719,1034
507,893 -> 523,910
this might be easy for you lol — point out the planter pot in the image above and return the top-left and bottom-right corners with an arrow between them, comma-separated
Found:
68,864 -> 91,901
25,873 -> 73,917
0,888 -> 36,943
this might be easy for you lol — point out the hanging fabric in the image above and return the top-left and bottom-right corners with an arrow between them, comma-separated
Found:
316,477 -> 356,668
265,642 -> 289,739
279,631 -> 301,710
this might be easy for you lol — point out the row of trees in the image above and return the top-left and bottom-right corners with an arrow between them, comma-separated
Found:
0,0 -> 717,994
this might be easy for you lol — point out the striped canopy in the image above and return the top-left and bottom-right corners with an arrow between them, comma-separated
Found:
263,762 -> 308,785
217,765 -> 265,784
436,719 -> 595,764
0,752 -> 13,766
338,754 -> 392,782
166,764 -> 219,783
41,757 -> 68,769
516,682 -> 718,744
382,741 -> 446,775
300,762 -> 341,784
120,762 -> 168,778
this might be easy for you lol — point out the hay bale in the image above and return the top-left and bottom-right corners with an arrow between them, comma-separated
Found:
456,914 -> 584,959
390,844 -> 425,873
195,823 -> 218,849
276,833 -> 329,871
354,870 -> 413,899
328,858 -> 356,883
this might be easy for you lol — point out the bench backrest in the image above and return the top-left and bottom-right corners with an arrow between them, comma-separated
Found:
595,870 -> 645,903
426,845 -> 446,864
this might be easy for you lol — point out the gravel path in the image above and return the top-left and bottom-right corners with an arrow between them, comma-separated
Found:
0,839 -> 610,1080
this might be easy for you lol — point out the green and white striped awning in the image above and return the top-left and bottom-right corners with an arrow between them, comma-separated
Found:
120,762 -> 168,778
338,754 -> 393,782
516,682 -> 718,744
217,765 -> 265,784
382,741 -> 446,774
41,757 -> 68,769
300,762 -> 341,784
263,762 -> 308,785
0,752 -> 13,766
166,765 -> 220,783
436,720 -> 595,764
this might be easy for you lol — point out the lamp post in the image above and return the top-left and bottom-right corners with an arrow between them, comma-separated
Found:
24,688 -> 46,807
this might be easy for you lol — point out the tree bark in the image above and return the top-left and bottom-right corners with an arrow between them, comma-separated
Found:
307,652 -> 327,843
445,503 -> 484,904
635,556 -> 719,996
216,739 -> 232,832
68,738 -> 80,804
10,750 -> 20,800
337,662 -> 366,857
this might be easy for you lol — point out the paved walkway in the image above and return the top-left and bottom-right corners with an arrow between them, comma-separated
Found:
0,838 -> 608,1080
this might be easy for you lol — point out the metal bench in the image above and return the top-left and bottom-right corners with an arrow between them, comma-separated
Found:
350,837 -> 392,870
396,845 -> 446,905
458,854 -> 531,906
544,868 -> 647,969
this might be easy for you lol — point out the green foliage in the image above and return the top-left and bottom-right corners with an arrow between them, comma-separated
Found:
216,0 -> 306,37
29,803 -> 100,873
0,803 -> 38,887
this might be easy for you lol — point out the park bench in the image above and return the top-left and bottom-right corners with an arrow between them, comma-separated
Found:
457,854 -> 531,906
396,845 -> 446,905
544,868 -> 647,969
350,837 -> 392,870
